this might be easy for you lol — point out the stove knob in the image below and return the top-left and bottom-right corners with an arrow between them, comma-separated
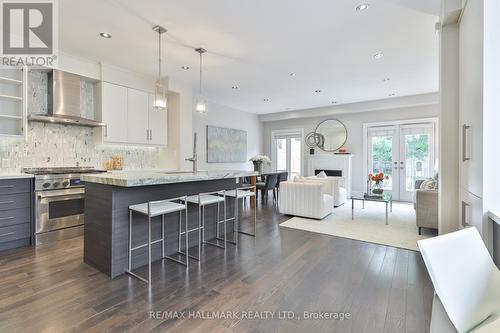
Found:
43,182 -> 51,189
52,182 -> 60,188
62,181 -> 69,187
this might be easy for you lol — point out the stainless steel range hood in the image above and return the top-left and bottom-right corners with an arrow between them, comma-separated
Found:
28,70 -> 105,127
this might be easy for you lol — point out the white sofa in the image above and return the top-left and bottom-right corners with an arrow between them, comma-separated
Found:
278,181 -> 333,219
294,176 -> 347,207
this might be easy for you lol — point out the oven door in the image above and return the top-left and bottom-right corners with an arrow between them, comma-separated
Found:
35,188 -> 85,234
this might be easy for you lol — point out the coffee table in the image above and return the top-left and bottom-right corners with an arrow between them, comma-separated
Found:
351,193 -> 393,225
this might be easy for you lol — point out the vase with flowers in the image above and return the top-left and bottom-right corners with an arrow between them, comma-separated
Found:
249,155 -> 271,173
368,171 -> 389,195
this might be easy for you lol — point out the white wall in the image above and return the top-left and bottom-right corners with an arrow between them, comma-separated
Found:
192,101 -> 263,171
262,104 -> 439,194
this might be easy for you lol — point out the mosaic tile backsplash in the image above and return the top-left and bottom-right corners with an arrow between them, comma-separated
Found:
1,70 -> 162,172
0,122 -> 161,171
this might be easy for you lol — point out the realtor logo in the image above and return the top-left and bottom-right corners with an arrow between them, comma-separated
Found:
1,0 -> 58,66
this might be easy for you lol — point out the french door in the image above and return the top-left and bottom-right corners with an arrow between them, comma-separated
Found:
367,122 -> 436,202
271,130 -> 302,179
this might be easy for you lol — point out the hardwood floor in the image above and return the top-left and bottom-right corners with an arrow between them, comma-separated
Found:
0,199 -> 434,333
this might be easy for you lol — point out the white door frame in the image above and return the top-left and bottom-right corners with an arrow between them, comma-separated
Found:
362,117 -> 439,201
270,128 -> 304,176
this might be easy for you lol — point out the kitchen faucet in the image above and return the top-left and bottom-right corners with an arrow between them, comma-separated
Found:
185,132 -> 197,174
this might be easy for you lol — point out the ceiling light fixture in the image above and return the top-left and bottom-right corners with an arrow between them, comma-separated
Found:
181,66 -> 190,70
289,73 -> 296,77
99,32 -> 112,38
315,89 -> 322,93
263,98 -> 270,102
356,3 -> 370,11
373,52 -> 384,59
195,48 -> 208,113
152,25 -> 168,111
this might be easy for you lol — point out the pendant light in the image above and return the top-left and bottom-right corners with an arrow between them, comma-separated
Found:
152,25 -> 167,111
195,47 -> 207,113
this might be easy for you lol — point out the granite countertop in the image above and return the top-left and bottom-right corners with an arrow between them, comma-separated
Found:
488,211 -> 500,226
0,173 -> 34,180
80,170 -> 259,187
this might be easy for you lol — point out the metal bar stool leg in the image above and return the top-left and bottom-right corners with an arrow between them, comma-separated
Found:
148,215 -> 152,285
128,210 -> 132,272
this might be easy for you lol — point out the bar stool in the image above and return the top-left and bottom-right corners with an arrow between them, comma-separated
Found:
224,185 -> 256,245
126,196 -> 188,284
183,190 -> 226,260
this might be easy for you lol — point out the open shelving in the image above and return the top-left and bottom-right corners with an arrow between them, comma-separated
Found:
0,67 -> 27,139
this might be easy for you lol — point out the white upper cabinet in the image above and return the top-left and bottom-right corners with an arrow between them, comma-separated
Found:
101,82 -> 128,143
148,94 -> 168,146
98,82 -> 167,146
127,89 -> 149,144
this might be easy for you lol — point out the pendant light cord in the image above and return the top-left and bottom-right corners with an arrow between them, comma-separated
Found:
199,51 -> 203,95
158,31 -> 162,82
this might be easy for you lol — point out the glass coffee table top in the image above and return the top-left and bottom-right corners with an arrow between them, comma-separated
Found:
351,192 -> 392,202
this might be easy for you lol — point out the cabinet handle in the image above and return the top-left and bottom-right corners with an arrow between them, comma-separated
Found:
0,232 -> 15,237
461,201 -> 471,227
146,129 -> 149,140
0,201 -> 14,205
150,130 -> 153,141
462,124 -> 471,162
0,216 -> 14,221
104,125 -> 108,138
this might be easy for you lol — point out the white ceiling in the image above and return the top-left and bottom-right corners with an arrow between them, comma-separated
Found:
59,0 -> 440,114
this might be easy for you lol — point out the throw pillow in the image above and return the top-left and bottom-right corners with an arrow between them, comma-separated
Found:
317,171 -> 328,178
420,179 -> 438,190
294,175 -> 305,182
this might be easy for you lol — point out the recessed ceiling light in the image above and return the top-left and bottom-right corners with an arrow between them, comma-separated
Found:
332,101 -> 337,104
263,98 -> 270,102
315,90 -> 322,93
231,86 -> 239,89
99,32 -> 112,39
373,52 -> 384,59
382,77 -> 391,82
389,93 -> 396,97
356,3 -> 370,11
289,73 -> 296,77
181,66 -> 190,70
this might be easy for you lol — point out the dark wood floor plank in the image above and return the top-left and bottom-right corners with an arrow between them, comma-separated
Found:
0,199 -> 433,333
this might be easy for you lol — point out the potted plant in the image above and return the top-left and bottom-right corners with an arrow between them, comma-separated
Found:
249,155 -> 271,173
368,171 -> 389,195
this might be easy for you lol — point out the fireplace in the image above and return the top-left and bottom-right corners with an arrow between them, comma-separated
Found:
308,154 -> 353,198
315,169 -> 342,177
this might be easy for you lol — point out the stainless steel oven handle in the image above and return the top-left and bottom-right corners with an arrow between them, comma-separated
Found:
37,189 -> 85,199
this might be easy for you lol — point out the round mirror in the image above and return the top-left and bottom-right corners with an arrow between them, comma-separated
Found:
314,119 -> 348,152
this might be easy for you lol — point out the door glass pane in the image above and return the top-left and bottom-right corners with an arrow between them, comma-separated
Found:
404,134 -> 430,191
290,137 -> 301,179
275,138 -> 287,172
370,136 -> 393,190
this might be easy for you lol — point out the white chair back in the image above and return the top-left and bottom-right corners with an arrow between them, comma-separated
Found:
417,228 -> 500,332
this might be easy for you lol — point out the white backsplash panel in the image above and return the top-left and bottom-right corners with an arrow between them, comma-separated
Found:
1,122 -> 161,171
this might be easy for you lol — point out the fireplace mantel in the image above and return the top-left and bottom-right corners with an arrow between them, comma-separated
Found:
307,154 -> 353,198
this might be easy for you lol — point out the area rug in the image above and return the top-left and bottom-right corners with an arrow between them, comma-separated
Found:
279,201 -> 433,251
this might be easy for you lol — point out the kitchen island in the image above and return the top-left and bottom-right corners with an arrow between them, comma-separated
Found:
81,170 -> 257,278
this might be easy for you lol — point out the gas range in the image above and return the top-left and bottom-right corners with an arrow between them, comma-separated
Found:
23,167 -> 106,191
22,167 -> 106,245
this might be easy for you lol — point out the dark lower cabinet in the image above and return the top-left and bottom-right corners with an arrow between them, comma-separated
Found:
0,178 -> 33,252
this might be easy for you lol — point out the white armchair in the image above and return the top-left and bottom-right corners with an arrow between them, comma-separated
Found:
278,181 -> 333,219
418,228 -> 500,332
295,176 -> 347,207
